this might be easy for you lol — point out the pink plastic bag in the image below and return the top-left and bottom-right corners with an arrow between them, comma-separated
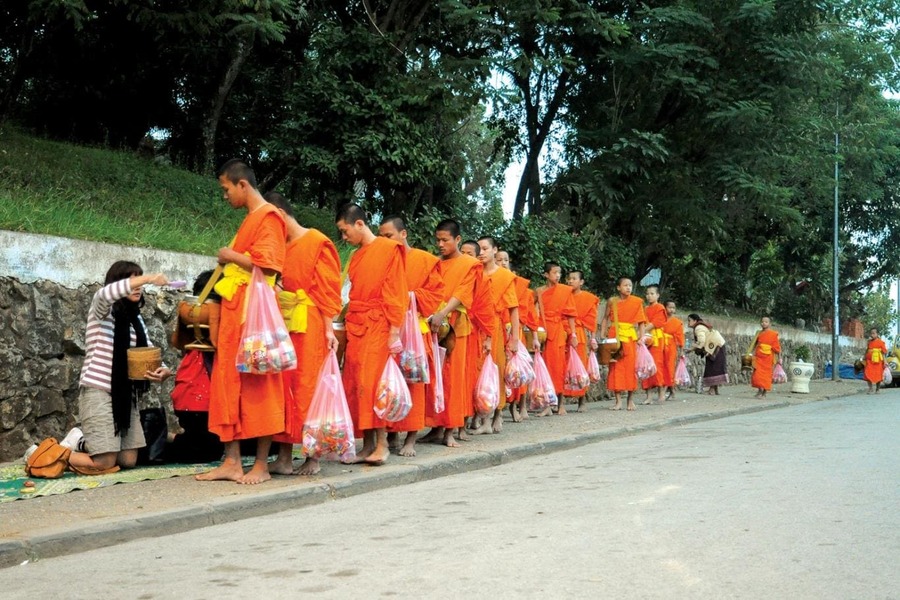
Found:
675,355 -> 692,386
375,356 -> 413,422
564,350 -> 590,392
772,363 -> 787,384
301,350 -> 356,462
883,365 -> 892,386
399,292 -> 429,384
473,355 -> 500,416
635,342 -> 657,380
527,350 -> 558,411
431,332 -> 446,414
505,344 -> 535,389
587,351 -> 602,383
236,266 -> 297,374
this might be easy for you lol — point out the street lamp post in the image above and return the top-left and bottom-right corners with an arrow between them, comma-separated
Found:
832,109 -> 840,381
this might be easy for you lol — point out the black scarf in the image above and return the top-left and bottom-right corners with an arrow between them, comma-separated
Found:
110,300 -> 149,435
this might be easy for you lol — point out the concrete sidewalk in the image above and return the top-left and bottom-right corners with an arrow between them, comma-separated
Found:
0,378 -> 875,568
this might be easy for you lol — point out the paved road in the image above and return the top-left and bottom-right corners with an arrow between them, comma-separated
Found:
3,394 -> 897,599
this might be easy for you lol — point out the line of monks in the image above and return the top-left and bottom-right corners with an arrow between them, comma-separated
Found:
195,160 -> 688,485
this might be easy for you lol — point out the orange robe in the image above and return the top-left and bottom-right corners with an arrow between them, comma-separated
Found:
274,229 -> 342,444
540,284 -> 577,395
570,291 -> 599,398
661,316 -> 685,386
483,267 -> 519,410
510,276 -> 539,403
641,303 -> 668,390
751,329 -> 781,391
605,295 -> 647,392
864,338 -> 888,384
426,254 -> 480,429
389,247 -> 443,433
466,265 -> 498,416
343,237 -> 408,432
209,205 -> 287,442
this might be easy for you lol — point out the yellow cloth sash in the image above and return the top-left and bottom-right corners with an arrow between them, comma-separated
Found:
278,289 -> 316,333
418,316 -> 430,335
870,348 -> 883,363
616,322 -> 638,343
649,327 -> 665,347
757,343 -> 773,355
440,301 -> 471,337
213,261 -> 276,301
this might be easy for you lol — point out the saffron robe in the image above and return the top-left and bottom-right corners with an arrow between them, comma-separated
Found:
465,265 -> 498,416
661,316 -> 685,387
482,267 -> 519,410
274,229 -> 342,444
209,204 -> 287,442
343,237 -> 408,432
540,284 -> 577,395
426,254 -> 480,429
641,302 -> 668,390
605,295 -> 647,393
388,247 -> 444,433
864,338 -> 888,384
570,290 -> 600,398
510,276 -> 539,404
751,329 -> 781,391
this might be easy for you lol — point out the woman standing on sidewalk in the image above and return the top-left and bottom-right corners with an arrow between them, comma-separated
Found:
688,314 -> 728,395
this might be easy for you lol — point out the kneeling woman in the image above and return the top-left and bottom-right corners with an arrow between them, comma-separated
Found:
70,261 -> 172,474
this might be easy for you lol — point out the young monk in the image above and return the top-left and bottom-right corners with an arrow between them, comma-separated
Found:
264,192 -> 341,477
566,270 -> 600,412
378,216 -> 444,456
423,219 -> 490,447
337,204 -> 408,465
661,300 -> 685,400
197,159 -> 286,485
864,327 -> 888,394
599,277 -> 647,411
471,236 -> 520,434
461,240 -> 480,258
498,251 -> 541,421
640,285 -> 668,405
751,316 -> 781,398
536,262 -> 578,416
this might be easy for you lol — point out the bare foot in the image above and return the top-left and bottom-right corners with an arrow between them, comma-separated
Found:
576,400 -> 586,413
350,445 -> 375,463
557,406 -> 568,416
641,399 -> 653,405
195,460 -> 244,481
365,445 -> 390,466
609,403 -> 622,411
470,419 -> 493,435
457,429 -> 471,442
491,412 -> 503,433
237,462 -> 271,485
537,406 -> 552,417
387,432 -> 401,451
398,438 -> 417,457
419,428 -> 443,444
443,430 -> 460,448
626,399 -> 636,411
268,457 -> 295,476
510,404 -> 522,423
294,457 -> 321,476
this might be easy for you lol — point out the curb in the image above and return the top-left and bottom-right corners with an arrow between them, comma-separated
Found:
0,397 -> 823,569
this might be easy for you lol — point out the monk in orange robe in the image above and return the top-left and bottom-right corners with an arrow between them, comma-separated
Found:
337,204 -> 408,465
751,316 -> 781,398
263,192 -> 341,477
640,285 -> 668,405
497,250 -> 541,422
567,270 -> 600,412
470,236 -> 520,435
599,277 -> 647,411
378,216 -> 444,457
465,261 -> 497,433
423,219 -> 490,447
864,327 -> 888,394
536,262 -> 577,416
197,159 -> 287,485
661,300 -> 685,400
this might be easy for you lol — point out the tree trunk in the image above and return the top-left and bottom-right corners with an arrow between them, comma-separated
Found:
201,39 -> 252,175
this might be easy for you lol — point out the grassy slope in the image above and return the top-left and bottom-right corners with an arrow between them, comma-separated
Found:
0,125 -> 346,258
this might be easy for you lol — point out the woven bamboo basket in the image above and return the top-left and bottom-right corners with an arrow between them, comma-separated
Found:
127,347 -> 162,380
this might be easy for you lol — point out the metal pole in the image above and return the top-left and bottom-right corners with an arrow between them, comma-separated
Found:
832,108 -> 840,381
